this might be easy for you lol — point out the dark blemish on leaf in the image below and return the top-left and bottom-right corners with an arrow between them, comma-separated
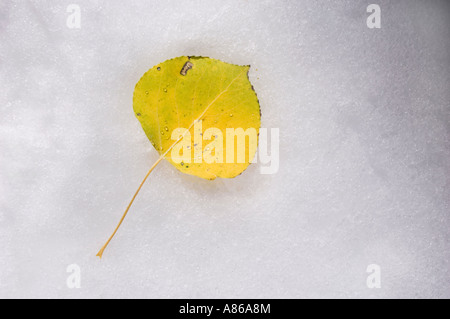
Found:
181,162 -> 184,166
180,61 -> 193,76
157,67 -> 161,71
136,113 -> 141,117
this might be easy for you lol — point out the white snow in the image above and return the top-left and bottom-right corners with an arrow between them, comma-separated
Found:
0,0 -> 449,298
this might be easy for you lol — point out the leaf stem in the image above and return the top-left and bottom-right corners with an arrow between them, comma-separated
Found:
96,156 -> 164,259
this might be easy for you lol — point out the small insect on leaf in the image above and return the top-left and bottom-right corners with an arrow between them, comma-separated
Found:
96,56 -> 261,258
180,61 -> 194,76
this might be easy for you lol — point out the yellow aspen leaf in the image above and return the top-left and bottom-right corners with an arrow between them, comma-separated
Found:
97,56 -> 261,258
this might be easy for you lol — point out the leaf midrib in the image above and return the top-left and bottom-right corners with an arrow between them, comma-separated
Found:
159,67 -> 247,160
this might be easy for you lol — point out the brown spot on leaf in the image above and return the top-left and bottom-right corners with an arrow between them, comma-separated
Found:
180,61 -> 193,76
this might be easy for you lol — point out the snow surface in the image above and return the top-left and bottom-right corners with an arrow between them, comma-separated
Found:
0,0 -> 449,298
